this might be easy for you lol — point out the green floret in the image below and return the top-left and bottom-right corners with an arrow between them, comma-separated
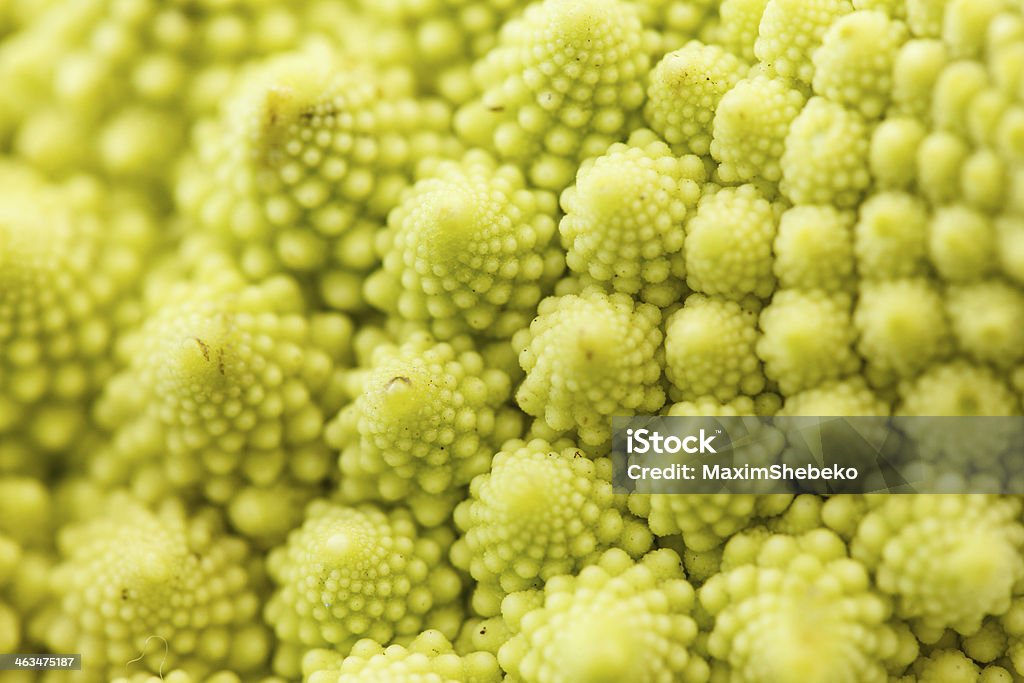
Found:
179,44 -> 458,311
644,41 -> 748,156
868,117 -> 927,189
0,0 -> 311,183
928,203 -> 998,282
366,151 -> 563,339
46,495 -> 269,682
997,213 -> 1024,285
629,493 -> 792,551
779,378 -> 889,415
513,289 -> 665,445
890,39 -> 949,122
0,166 -> 156,477
0,477 -> 53,655
325,332 -> 520,527
630,0 -> 719,57
666,395 -> 762,416
853,192 -> 930,279
711,0 -> 771,61
664,295 -> 765,402
558,130 -> 704,305
811,10 -> 906,118
932,60 -> 989,138
916,131 -> 970,205
710,76 -> 807,183
756,290 -> 860,395
853,278 -> 951,384
302,630 -> 501,683
754,0 -> 853,84
946,280 -> 1024,367
450,438 -> 652,616
700,529 -> 915,683
780,97 -> 871,208
773,205 -> 855,291
264,501 -> 463,678
685,184 -> 778,301
455,0 -> 656,191
498,549 -> 708,683
898,361 -> 1019,416
92,265 -> 348,523
853,495 -> 1024,635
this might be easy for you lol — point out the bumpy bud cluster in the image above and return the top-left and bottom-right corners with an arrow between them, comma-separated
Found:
754,0 -> 853,84
265,501 -> 463,677
0,165 -> 156,477
302,630 -> 502,683
366,152 -> 563,339
853,496 -> 1024,634
455,0 -> 656,191
513,289 -> 665,445
629,492 -> 792,551
0,477 -> 52,655
498,549 -> 708,683
757,290 -> 860,395
664,295 -> 765,402
701,530 -> 915,683
47,496 -> 268,682
710,76 -> 807,183
451,439 -> 652,616
326,332 -> 518,526
179,44 -> 458,311
93,264 -> 348,527
685,185 -> 779,301
780,97 -> 871,208
558,130 -> 704,304
0,0 -> 312,181
644,41 -> 748,155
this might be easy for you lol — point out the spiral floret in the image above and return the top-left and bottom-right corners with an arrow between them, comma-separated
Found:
685,185 -> 778,301
325,333 -> 517,526
456,0 -> 655,191
498,549 -> 708,683
710,76 -> 807,183
780,97 -> 871,208
853,496 -> 1024,634
853,278 -> 951,384
179,45 -> 456,308
513,289 -> 664,445
93,267 -> 347,516
264,501 -> 463,677
713,0 -> 772,61
756,290 -> 860,395
754,0 -> 853,83
366,152 -> 563,339
0,165 -> 156,476
644,41 -> 748,155
811,10 -> 906,118
945,280 -> 1024,367
664,295 -> 765,402
773,205 -> 855,291
853,192 -> 930,280
559,131 -> 704,304
302,630 -> 501,683
451,438 -> 652,616
701,530 -> 913,683
47,496 -> 268,682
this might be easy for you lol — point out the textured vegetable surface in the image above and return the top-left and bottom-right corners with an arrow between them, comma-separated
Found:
3,0 -> 1024,682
